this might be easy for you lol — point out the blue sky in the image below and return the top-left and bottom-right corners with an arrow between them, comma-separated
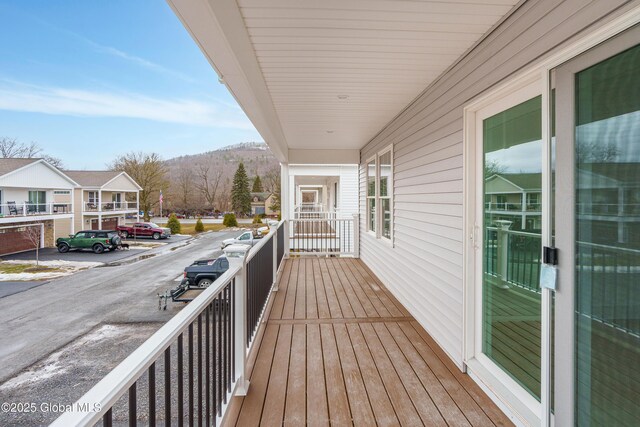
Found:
0,1 -> 261,169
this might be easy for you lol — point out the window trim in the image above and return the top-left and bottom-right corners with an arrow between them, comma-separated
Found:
365,145 -> 394,244
377,146 -> 393,243
366,156 -> 376,236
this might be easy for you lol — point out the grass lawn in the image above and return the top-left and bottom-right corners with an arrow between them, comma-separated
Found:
158,222 -> 264,235
0,263 -> 64,274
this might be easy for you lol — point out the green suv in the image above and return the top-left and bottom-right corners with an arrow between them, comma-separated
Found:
56,230 -> 122,254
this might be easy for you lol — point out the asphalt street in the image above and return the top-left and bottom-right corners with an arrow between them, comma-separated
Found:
0,230 -> 236,381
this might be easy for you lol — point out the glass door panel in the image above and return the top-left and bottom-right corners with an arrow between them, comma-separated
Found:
482,95 -> 543,400
573,42 -> 640,427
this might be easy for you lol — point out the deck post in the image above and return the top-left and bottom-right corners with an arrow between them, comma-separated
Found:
353,213 -> 360,258
228,247 -> 250,396
271,224 -> 278,291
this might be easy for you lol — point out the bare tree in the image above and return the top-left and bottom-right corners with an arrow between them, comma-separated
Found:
176,169 -> 194,213
195,161 -> 223,211
0,137 -> 63,167
23,224 -> 43,266
262,166 -> 281,194
577,140 -> 619,163
109,152 -> 168,221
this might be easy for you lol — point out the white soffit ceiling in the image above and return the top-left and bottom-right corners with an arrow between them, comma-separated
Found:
237,0 -> 519,151
169,0 -> 520,159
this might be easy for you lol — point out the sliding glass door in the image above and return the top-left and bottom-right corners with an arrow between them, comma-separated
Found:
555,26 -> 640,426
482,95 -> 543,400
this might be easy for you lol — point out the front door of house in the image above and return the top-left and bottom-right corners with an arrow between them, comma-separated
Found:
554,26 -> 640,426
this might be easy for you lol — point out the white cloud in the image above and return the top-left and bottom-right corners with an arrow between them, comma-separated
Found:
0,80 -> 255,130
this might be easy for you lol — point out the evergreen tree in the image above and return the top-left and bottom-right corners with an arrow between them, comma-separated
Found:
194,218 -> 204,232
167,213 -> 181,234
231,162 -> 251,215
252,175 -> 263,193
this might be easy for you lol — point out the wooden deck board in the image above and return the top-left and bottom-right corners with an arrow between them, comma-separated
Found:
229,258 -> 513,427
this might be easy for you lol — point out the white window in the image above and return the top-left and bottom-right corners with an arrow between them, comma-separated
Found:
87,191 -> 98,203
378,149 -> 392,240
366,145 -> 393,241
366,159 -> 376,233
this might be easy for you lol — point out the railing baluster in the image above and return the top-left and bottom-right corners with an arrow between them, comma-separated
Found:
205,305 -> 211,427
103,408 -> 112,427
231,279 -> 236,382
217,292 -> 223,416
198,314 -> 203,426
178,334 -> 184,427
128,383 -> 137,427
164,347 -> 171,427
188,323 -> 194,426
149,363 -> 156,427
211,299 -> 220,416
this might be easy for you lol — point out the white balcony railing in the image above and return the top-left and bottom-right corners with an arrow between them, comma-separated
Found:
83,201 -> 138,212
289,214 -> 358,256
51,221 -> 286,427
0,202 -> 73,217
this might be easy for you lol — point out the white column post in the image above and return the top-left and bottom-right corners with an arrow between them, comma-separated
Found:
136,192 -> 140,222
281,163 -> 291,257
271,226 -> 278,291
228,247 -> 250,396
353,213 -> 360,258
98,190 -> 102,229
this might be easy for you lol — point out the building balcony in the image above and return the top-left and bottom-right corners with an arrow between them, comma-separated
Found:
0,202 -> 73,222
51,220 -> 511,426
82,201 -> 139,214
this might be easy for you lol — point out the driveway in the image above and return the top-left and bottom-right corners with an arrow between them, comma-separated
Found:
0,230 -> 237,426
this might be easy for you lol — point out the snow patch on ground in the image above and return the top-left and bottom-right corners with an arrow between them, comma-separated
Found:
0,259 -> 102,281
0,325 -> 131,390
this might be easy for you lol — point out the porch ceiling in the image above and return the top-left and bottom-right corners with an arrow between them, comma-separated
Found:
169,0 -> 520,162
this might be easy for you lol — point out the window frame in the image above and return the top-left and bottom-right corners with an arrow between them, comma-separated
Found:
366,156 -> 377,235
377,146 -> 393,242
365,144 -> 394,243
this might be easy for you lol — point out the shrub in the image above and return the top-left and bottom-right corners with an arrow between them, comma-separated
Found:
259,213 -> 267,219
167,213 -> 181,234
223,213 -> 238,227
252,215 -> 263,224
194,218 -> 205,232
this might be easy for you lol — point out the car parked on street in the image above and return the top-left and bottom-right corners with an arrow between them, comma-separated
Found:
56,230 -> 122,254
116,222 -> 171,240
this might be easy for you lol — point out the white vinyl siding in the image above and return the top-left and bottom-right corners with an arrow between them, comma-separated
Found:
358,0 -> 631,367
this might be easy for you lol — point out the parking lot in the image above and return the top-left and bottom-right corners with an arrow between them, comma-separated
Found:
0,230 -> 237,426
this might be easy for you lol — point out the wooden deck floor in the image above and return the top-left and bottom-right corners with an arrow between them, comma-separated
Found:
226,258 -> 513,426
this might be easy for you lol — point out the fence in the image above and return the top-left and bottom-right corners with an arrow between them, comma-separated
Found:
51,222 -> 285,427
289,214 -> 358,257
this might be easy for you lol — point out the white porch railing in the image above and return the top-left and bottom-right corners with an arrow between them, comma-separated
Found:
289,214 -> 359,257
51,221 -> 286,427
83,201 -> 138,212
0,202 -> 73,217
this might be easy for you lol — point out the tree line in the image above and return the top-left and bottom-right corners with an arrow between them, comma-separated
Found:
0,138 -> 280,221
